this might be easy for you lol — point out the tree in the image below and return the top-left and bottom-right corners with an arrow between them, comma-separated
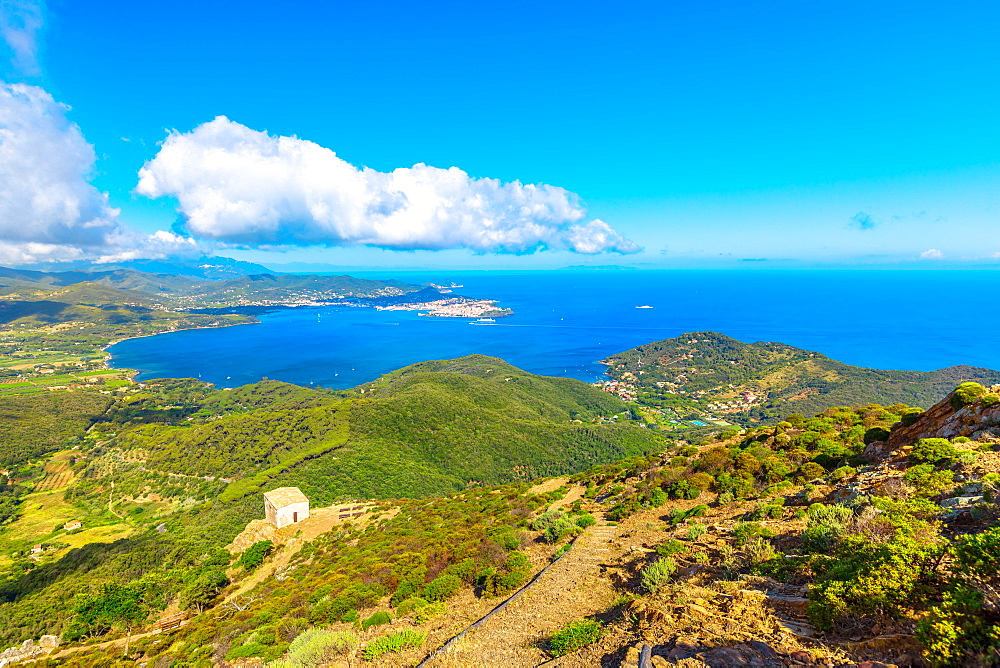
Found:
74,583 -> 149,657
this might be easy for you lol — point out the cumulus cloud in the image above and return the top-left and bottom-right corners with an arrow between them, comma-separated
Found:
1,0 -> 44,75
920,248 -> 944,260
849,211 -> 877,231
0,81 -> 121,247
137,116 -> 640,255
94,230 -> 202,264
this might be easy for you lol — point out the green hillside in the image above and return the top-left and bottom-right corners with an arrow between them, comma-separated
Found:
112,356 -> 662,504
604,331 -> 1000,423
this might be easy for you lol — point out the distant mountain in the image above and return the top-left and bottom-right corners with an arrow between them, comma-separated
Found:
21,255 -> 274,279
0,265 -> 429,309
604,331 -> 1000,423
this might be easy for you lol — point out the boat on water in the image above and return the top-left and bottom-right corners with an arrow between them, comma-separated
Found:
635,305 -> 654,309
470,317 -> 496,324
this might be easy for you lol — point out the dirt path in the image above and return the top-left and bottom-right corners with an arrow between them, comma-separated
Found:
425,515 -> 621,667
50,622 -> 189,661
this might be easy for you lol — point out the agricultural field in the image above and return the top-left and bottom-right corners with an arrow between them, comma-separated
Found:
0,369 -> 133,396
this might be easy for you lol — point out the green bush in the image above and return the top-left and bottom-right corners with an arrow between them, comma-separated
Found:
530,509 -> 566,532
228,642 -> 276,660
548,619 -> 603,657
981,393 -> 1000,407
952,382 -> 987,410
422,573 -> 461,602
904,464 -> 954,497
797,462 -> 827,480
909,438 -> 959,467
413,601 -> 446,623
361,630 -> 425,660
360,610 -> 391,631
482,551 -> 531,597
574,513 -> 596,529
916,586 -> 1000,667
829,466 -> 857,482
395,597 -> 428,617
687,523 -> 707,541
237,540 -> 273,570
807,499 -> 946,630
656,539 -> 687,557
640,558 -> 676,594
802,504 -> 853,553
281,629 -> 358,666
732,522 -> 776,546
900,408 -> 924,427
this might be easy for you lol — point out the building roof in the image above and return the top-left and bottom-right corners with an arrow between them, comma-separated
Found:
263,487 -> 309,507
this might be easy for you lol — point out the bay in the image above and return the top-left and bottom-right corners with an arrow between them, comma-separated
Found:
108,270 -> 1000,389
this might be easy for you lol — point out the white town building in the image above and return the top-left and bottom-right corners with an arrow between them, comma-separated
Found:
263,487 -> 310,529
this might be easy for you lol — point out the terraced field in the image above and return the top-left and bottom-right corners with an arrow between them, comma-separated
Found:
33,461 -> 73,492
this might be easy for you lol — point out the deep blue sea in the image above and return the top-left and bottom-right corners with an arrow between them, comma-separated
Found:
108,270 -> 1000,389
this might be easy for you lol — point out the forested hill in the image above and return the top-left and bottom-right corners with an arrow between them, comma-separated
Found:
114,356 -> 662,504
603,331 -> 1000,423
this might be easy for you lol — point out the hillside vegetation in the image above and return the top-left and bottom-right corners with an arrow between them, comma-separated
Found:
25,379 -> 1000,668
113,356 -> 661,504
604,331 -> 1000,424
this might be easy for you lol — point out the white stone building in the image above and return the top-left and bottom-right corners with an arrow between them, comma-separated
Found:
263,487 -> 309,529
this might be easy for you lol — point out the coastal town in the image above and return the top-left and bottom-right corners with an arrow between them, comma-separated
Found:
376,297 -> 513,318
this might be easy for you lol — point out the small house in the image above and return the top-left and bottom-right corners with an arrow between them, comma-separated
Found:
64,520 -> 82,531
31,544 -> 42,554
263,487 -> 310,529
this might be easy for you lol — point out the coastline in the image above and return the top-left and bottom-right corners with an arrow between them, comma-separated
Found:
101,319 -> 260,367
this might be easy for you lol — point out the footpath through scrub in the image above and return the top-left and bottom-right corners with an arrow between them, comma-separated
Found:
424,512 -> 621,667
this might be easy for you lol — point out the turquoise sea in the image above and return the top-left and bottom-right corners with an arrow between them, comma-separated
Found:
108,270 -> 1000,389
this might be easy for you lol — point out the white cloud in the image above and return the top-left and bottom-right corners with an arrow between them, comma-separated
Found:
0,81 -> 121,249
94,230 -> 201,263
137,116 -> 640,255
919,248 -> 944,260
0,0 -> 44,76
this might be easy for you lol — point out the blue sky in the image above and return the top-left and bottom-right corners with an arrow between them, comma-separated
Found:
0,0 -> 997,269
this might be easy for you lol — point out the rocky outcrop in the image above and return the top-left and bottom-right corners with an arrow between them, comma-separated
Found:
862,388 -> 1000,462
0,636 -> 60,667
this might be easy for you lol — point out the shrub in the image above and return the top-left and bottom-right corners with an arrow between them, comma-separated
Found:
656,539 -> 687,557
981,393 -> 1000,407
227,642 -> 275,660
687,523 -> 707,541
395,597 -> 428,617
863,427 -> 891,444
361,630 -> 425,660
574,513 -> 596,529
909,438 -> 959,467
951,382 -> 987,410
830,466 -> 857,482
482,551 -> 530,597
360,610 -> 391,631
422,574 -> 461,602
743,536 -> 776,566
413,601 -> 446,623
916,586 -> 1000,666
531,510 -> 566,532
797,462 -> 827,480
237,540 -> 274,570
807,500 -> 946,630
802,504 -> 853,553
548,619 -> 603,656
640,558 -> 676,594
904,465 -> 954,497
283,629 -> 358,666
900,409 -> 924,427
732,522 -> 776,546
